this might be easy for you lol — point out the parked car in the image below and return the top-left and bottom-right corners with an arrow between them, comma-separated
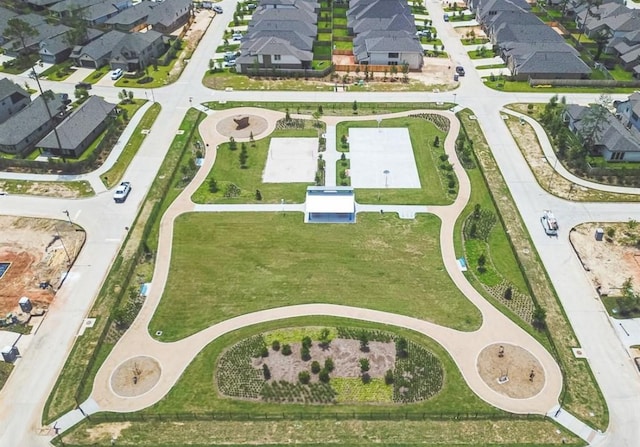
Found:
223,59 -> 236,68
232,33 -> 243,41
247,3 -> 257,9
443,13 -> 449,22
113,181 -> 132,203
455,66 -> 465,76
213,5 -> 223,13
75,82 -> 92,90
110,68 -> 123,80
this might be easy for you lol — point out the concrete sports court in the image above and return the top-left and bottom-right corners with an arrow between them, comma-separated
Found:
347,128 -> 421,189
262,137 -> 317,183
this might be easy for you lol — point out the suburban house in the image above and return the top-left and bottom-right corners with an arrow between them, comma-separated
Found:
615,92 -> 640,133
347,0 -> 423,69
38,96 -> 116,158
39,28 -> 103,64
48,0 -> 133,23
1,14 -> 71,57
0,78 -> 31,125
564,103 -> 640,162
109,30 -> 167,71
235,0 -> 319,74
105,0 -> 192,33
70,30 -> 127,68
0,93 -> 68,155
472,0 -> 590,80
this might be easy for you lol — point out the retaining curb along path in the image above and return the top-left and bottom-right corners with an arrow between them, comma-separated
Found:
51,108 -> 588,440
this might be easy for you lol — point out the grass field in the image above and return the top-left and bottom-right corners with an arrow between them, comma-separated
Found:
0,179 -> 94,198
336,117 -> 453,205
149,212 -> 481,341
0,362 -> 13,392
192,125 -> 318,204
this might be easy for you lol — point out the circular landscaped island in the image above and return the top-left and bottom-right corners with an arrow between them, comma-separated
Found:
216,327 -> 444,404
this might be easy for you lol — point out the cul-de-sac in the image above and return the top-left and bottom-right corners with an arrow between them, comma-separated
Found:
1,0 -> 640,445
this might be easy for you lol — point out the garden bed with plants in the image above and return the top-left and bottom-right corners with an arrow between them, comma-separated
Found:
217,327 -> 444,405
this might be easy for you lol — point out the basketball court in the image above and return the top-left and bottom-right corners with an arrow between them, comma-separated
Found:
348,128 -> 421,189
262,137 -> 317,183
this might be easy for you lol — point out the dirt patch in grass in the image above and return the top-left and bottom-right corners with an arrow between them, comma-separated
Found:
216,114 -> 268,139
253,339 -> 395,382
570,223 -> 640,296
477,343 -> 545,399
111,356 -> 162,397
0,216 -> 85,314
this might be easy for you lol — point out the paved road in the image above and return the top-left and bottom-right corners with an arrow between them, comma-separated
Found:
0,0 -> 639,445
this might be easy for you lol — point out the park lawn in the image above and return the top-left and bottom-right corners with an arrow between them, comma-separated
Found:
149,212 -> 481,341
336,117 -> 453,205
205,101 -> 453,116
148,317 -> 489,414
483,79 -> 637,94
102,103 -> 162,188
191,126 -> 318,204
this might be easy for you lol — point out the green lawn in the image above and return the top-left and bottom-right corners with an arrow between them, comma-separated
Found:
484,79 -> 638,94
0,362 -> 13,392
475,63 -> 507,70
149,213 -> 481,341
101,103 -> 162,188
336,117 -> 453,205
468,49 -> 497,59
192,125 -> 318,204
317,32 -> 332,42
40,60 -> 75,81
334,40 -> 353,50
82,65 -> 110,84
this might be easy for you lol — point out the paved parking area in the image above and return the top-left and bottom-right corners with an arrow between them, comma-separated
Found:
348,128 -> 421,189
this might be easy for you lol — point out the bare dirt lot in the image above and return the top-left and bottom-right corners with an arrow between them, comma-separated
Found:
0,216 -> 85,315
570,223 -> 640,296
252,339 -> 395,383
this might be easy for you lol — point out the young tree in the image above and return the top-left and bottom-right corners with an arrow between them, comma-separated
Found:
504,287 -> 513,300
255,189 -> 262,201
302,336 -> 312,349
229,136 -> 237,151
352,100 -> 358,114
395,337 -> 408,358
359,332 -> 369,352
262,364 -> 271,380
318,369 -> 330,383
319,328 -> 331,348
301,345 -> 311,361
281,344 -> 292,355
359,358 -> 370,373
477,253 -> 487,272
128,90 -> 134,103
433,136 -> 440,147
401,62 -> 409,82
311,361 -> 321,374
208,176 -> 218,193
532,307 -> 547,329
271,339 -> 280,351
3,18 -> 37,56
298,371 -> 311,384
384,369 -> 394,385
324,357 -> 335,372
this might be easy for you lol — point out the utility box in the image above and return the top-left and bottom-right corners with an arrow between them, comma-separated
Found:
18,296 -> 32,313
1,345 -> 19,363
595,228 -> 604,241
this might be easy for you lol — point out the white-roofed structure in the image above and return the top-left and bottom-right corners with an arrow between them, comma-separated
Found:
304,186 -> 356,223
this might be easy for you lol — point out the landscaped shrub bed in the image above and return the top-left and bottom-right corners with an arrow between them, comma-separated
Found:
216,327 -> 444,405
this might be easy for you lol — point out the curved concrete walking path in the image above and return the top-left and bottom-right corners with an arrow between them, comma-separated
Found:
62,107 -> 567,430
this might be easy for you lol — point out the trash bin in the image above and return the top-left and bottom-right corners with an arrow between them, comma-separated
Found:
595,228 -> 604,241
454,74 -> 459,81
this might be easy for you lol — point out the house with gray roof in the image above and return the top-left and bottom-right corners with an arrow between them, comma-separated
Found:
0,7 -> 18,46
0,78 -> 31,125
1,14 -> 71,57
236,0 -> 318,74
38,96 -> 116,158
38,28 -> 103,64
236,36 -> 313,73
615,92 -> 640,133
0,94 -> 68,156
347,0 -> 423,69
109,30 -> 167,71
105,0 -> 192,33
564,103 -> 640,162
71,30 -> 127,68
474,0 -> 590,80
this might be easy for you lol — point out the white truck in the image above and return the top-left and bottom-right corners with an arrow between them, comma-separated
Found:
541,210 -> 558,236
113,181 -> 132,203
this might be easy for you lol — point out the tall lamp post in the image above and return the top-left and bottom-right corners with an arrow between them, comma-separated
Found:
63,209 -> 72,226
383,169 -> 390,188
54,225 -> 71,267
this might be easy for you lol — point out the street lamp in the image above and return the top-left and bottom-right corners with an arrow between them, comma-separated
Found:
383,169 -> 390,188
63,209 -> 72,226
54,225 -> 71,267
453,93 -> 457,106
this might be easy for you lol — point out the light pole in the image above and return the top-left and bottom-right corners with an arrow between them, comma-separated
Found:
54,226 -> 71,267
453,93 -> 457,106
383,169 -> 390,188
63,209 -> 72,226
